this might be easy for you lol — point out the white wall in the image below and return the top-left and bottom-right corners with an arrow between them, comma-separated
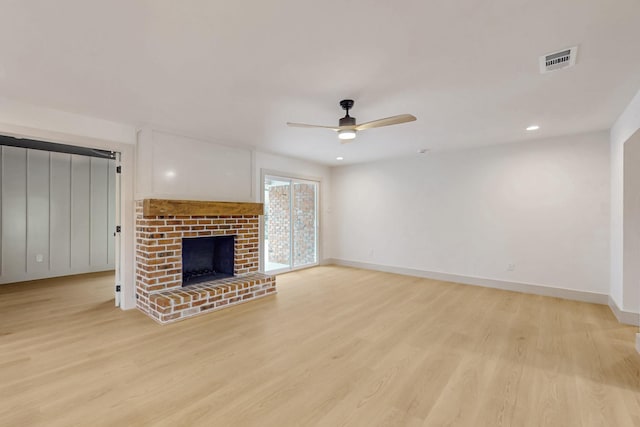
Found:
135,128 -> 332,262
136,128 -> 253,201
611,88 -> 640,314
623,134 -> 640,314
0,146 -> 116,284
330,131 -> 610,297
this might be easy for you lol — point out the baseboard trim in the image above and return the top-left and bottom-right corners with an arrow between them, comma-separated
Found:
608,296 -> 640,326
0,267 -> 116,286
327,258 -> 609,305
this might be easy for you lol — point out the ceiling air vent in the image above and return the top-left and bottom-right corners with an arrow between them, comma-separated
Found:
539,46 -> 578,74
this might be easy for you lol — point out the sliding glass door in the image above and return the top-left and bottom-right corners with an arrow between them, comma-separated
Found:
264,177 -> 291,271
264,175 -> 318,273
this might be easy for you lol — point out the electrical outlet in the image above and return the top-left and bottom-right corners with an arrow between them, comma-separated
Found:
36,254 -> 44,263
507,263 -> 515,271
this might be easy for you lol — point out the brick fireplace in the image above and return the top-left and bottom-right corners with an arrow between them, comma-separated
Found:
135,199 -> 276,324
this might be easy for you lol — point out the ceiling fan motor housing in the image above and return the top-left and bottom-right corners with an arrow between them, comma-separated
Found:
340,116 -> 356,127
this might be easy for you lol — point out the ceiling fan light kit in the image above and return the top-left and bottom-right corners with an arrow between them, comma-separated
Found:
287,99 -> 416,142
338,129 -> 356,140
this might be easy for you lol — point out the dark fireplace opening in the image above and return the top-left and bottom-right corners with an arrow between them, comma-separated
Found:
182,235 -> 235,286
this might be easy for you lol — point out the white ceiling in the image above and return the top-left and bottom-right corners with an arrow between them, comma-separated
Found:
1,0 -> 639,165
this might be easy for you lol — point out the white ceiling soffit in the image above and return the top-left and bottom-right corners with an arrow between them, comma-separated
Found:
0,0 -> 639,165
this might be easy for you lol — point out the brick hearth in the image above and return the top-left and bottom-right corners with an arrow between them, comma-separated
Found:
135,200 -> 276,323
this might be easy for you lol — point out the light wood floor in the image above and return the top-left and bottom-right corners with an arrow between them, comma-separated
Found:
0,266 -> 638,426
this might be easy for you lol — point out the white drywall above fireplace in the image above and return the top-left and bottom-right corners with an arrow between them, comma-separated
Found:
136,128 -> 253,202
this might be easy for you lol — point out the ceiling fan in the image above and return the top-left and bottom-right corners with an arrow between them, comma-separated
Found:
287,99 -> 416,142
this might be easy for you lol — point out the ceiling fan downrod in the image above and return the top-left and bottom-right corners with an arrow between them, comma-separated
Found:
339,99 -> 356,127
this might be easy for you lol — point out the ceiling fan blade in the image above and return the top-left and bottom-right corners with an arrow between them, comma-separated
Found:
287,122 -> 340,131
355,114 -> 416,131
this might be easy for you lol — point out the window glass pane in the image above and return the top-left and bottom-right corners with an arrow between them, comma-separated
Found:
293,181 -> 317,267
264,177 -> 290,271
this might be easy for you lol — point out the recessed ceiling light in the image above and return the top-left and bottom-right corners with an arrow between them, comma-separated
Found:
165,170 -> 176,178
336,157 -> 344,161
526,125 -> 540,131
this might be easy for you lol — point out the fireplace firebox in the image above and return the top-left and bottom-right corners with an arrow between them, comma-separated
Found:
182,235 -> 235,286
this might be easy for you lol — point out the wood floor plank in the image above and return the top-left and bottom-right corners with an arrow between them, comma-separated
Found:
0,266 -> 638,426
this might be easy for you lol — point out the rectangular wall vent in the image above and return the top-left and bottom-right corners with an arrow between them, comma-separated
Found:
539,46 -> 578,74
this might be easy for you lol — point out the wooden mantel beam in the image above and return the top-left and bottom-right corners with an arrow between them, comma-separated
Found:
143,199 -> 264,217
